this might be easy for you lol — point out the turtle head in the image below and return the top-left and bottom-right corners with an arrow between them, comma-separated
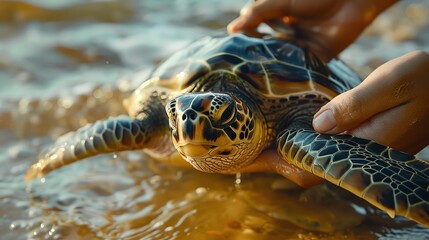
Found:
166,92 -> 266,173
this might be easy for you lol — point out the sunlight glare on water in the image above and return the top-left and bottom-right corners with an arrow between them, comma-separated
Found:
1,0 -> 429,239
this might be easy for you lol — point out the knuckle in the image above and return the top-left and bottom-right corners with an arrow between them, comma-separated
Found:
391,50 -> 429,100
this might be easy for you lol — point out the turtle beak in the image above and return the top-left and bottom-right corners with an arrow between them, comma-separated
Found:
178,144 -> 212,158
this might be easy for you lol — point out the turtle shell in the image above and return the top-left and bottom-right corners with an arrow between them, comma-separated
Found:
151,34 -> 361,97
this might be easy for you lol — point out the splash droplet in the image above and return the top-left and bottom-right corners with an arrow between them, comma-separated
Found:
195,187 -> 207,196
235,173 -> 242,186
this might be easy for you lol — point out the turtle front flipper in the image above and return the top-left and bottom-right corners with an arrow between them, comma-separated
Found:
276,128 -> 429,227
25,115 -> 167,182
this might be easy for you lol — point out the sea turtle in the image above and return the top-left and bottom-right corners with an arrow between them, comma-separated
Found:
26,34 -> 429,227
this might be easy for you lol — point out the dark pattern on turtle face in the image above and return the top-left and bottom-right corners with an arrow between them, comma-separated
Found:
277,129 -> 429,227
166,92 -> 264,173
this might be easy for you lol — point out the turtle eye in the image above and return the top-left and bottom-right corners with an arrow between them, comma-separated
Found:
210,100 -> 236,127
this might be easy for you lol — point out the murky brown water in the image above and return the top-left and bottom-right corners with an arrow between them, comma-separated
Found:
1,0 -> 429,239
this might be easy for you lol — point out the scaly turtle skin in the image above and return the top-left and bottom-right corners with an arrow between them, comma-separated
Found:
26,34 -> 429,227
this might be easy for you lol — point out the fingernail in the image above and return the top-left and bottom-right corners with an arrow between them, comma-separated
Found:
313,109 -> 336,132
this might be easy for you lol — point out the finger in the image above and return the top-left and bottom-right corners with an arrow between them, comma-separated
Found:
258,150 -> 324,188
348,101 -> 427,154
228,0 -> 275,34
228,0 -> 335,33
312,53 -> 420,134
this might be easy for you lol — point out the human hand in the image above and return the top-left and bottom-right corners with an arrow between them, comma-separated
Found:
228,0 -> 397,60
312,51 -> 429,154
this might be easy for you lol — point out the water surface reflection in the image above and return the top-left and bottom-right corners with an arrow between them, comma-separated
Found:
1,0 -> 429,239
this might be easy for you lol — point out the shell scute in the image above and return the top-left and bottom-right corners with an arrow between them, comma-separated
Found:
223,35 -> 275,61
234,62 -> 268,92
206,54 -> 244,71
263,62 -> 309,82
305,52 -> 330,76
192,35 -> 274,62
263,62 -> 313,95
264,39 -> 306,67
156,60 -> 209,90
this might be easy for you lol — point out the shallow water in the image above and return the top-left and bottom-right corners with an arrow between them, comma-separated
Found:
1,0 -> 429,239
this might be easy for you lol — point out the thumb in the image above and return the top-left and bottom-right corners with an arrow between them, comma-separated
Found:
312,68 -> 407,134
228,0 -> 335,34
312,89 -> 369,134
312,52 -> 419,134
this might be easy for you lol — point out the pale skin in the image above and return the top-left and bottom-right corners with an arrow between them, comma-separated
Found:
229,0 -> 429,186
